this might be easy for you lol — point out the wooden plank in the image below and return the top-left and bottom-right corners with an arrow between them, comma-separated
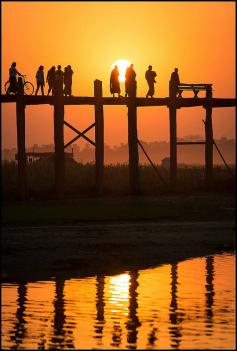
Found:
94,80 -> 104,195
54,100 -> 65,199
16,98 -> 27,200
177,141 -> 206,145
1,95 -> 235,108
178,83 -> 212,87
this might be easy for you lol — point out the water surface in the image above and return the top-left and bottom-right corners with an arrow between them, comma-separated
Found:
1,253 -> 235,349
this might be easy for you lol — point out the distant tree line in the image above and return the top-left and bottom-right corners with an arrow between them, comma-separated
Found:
2,136 -> 235,166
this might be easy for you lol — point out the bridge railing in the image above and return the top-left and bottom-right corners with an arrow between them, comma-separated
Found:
177,83 -> 212,98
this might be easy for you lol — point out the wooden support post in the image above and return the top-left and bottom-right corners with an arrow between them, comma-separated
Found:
54,100 -> 65,199
204,88 -> 213,189
94,80 -> 104,195
169,106 -> 177,188
204,106 -> 213,188
16,97 -> 27,200
128,93 -> 140,195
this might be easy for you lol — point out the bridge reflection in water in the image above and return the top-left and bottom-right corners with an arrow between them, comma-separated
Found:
2,254 -> 235,350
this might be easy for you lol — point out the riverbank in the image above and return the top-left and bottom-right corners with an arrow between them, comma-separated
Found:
2,193 -> 235,225
2,194 -> 235,282
2,220 -> 235,282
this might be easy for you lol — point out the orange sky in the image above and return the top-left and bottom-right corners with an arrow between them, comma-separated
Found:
1,1 -> 236,148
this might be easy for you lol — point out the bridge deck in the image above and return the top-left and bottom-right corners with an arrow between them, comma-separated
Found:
1,95 -> 236,108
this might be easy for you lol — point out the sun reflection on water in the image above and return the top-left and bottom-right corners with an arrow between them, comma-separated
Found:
1,254 -> 235,350
108,273 -> 130,314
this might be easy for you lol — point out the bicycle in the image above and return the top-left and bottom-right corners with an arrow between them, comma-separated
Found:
5,75 -> 34,96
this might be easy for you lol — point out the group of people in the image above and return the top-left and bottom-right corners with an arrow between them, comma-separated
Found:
35,64 -> 74,96
7,61 -> 180,98
110,64 -> 180,98
6,62 -> 74,96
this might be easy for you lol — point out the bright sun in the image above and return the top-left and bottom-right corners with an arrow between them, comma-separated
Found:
111,59 -> 131,83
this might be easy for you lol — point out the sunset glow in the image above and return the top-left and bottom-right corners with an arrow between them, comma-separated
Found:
1,1 -> 235,149
111,59 -> 131,82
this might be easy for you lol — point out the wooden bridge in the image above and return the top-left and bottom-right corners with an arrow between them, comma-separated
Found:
1,80 -> 236,199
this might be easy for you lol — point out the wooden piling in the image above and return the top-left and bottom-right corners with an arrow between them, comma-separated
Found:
128,93 -> 140,195
54,100 -> 65,199
169,106 -> 177,188
94,80 -> 104,195
16,97 -> 27,200
204,88 -> 213,188
204,106 -> 213,188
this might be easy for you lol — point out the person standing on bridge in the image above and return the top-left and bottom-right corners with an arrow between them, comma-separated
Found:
110,65 -> 122,98
35,65 -> 45,96
63,65 -> 74,97
7,62 -> 24,94
46,66 -> 56,96
169,68 -> 180,98
54,65 -> 64,96
125,64 -> 137,97
145,65 -> 157,98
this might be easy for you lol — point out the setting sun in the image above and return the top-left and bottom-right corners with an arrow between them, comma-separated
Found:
111,59 -> 131,82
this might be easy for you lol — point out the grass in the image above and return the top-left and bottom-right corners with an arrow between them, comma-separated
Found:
2,193 -> 235,226
1,159 -> 235,201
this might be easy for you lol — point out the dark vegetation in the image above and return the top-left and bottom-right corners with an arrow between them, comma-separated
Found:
2,159 -> 235,226
2,159 -> 235,201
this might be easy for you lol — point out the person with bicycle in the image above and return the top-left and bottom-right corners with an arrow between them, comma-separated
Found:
7,62 -> 24,94
35,65 -> 45,96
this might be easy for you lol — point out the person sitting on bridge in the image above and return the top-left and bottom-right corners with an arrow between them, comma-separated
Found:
35,65 -> 45,96
46,66 -> 56,96
54,65 -> 64,96
125,64 -> 137,97
7,62 -> 24,94
145,65 -> 157,98
110,65 -> 122,98
169,68 -> 180,98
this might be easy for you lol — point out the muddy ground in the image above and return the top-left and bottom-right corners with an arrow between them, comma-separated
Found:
2,221 -> 235,282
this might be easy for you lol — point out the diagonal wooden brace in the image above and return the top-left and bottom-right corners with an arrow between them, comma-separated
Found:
64,120 -> 96,148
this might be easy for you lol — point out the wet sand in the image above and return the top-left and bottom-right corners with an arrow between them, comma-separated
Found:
2,221 -> 235,282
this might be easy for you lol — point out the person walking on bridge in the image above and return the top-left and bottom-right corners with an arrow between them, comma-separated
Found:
125,64 -> 137,97
110,65 -> 121,98
169,68 -> 180,98
46,66 -> 56,96
145,65 -> 157,98
35,65 -> 45,96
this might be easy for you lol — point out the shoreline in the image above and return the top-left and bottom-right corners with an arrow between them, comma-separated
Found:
2,220 -> 235,283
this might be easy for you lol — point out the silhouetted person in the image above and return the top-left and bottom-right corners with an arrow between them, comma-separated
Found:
169,68 -> 180,98
63,65 -> 73,96
145,65 -> 157,98
125,65 -> 130,97
54,65 -> 64,96
67,65 -> 73,96
125,64 -> 137,97
35,65 -> 45,96
7,62 -> 23,94
110,65 -> 121,97
46,66 -> 56,96
63,66 -> 69,96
